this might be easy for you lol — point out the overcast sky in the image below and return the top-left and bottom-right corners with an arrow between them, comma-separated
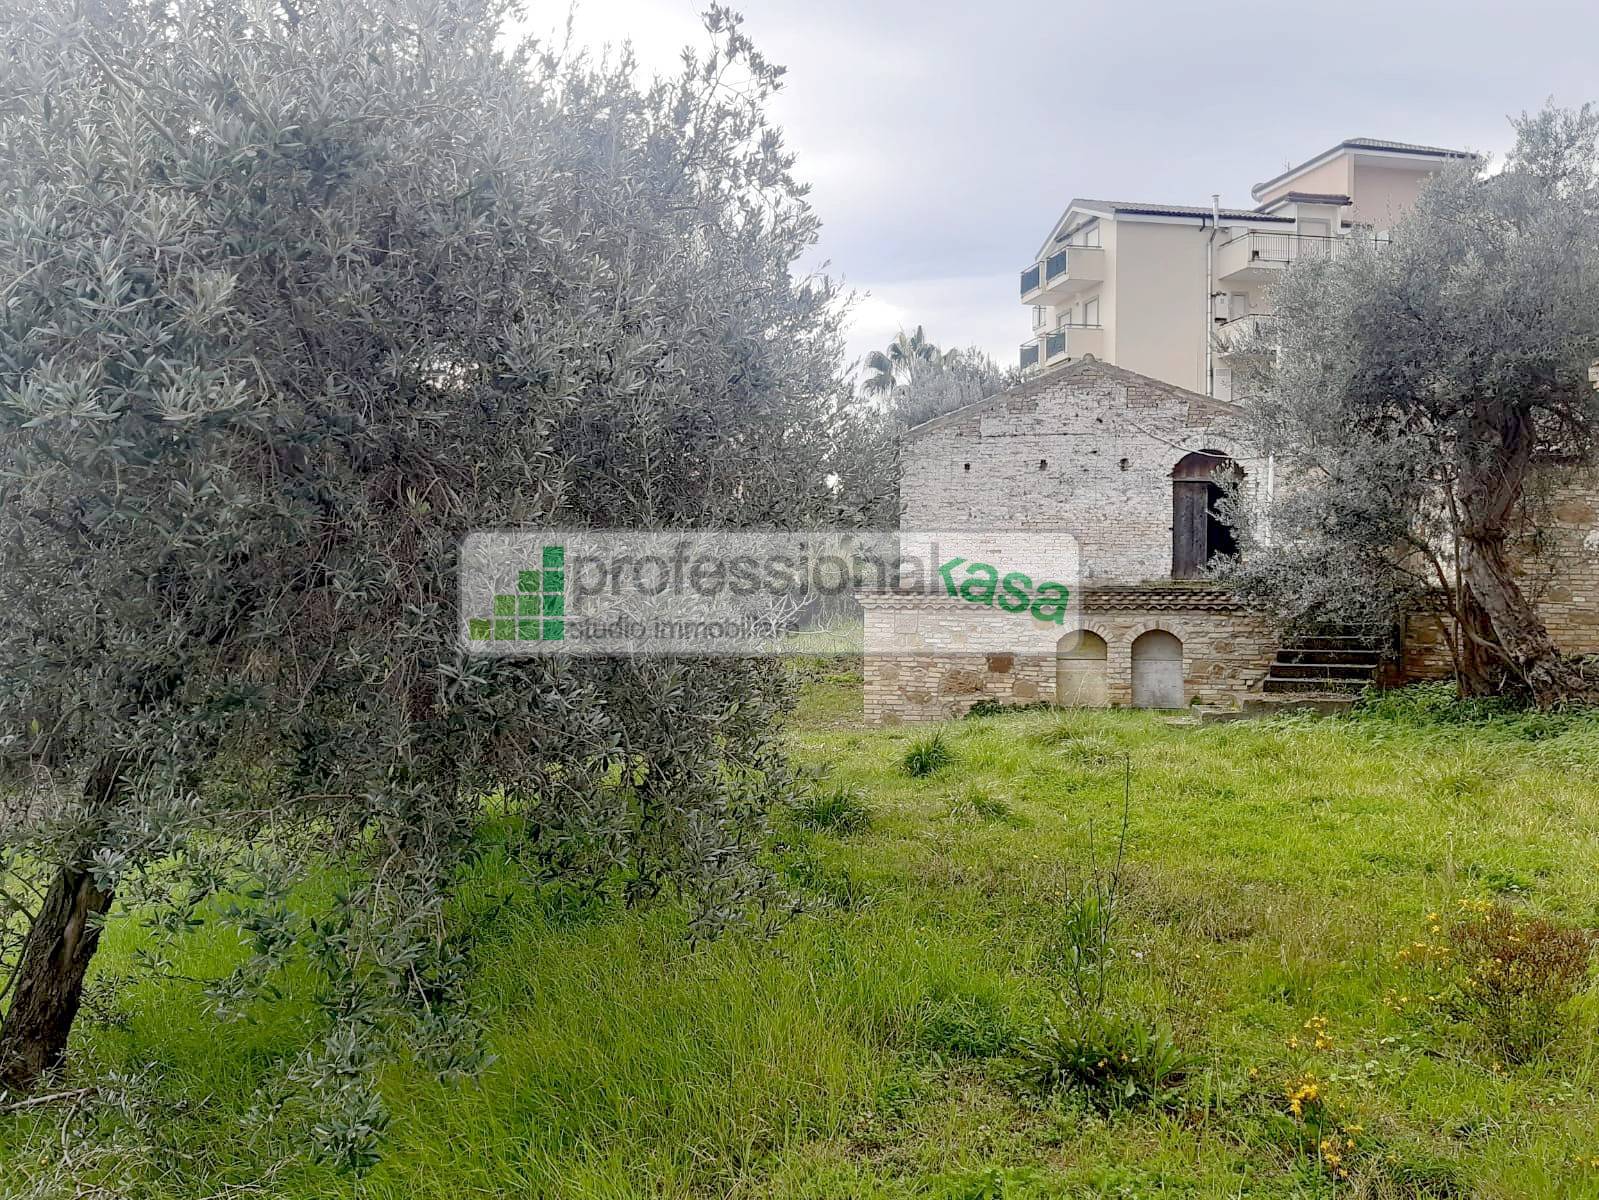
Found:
514,0 -> 1599,374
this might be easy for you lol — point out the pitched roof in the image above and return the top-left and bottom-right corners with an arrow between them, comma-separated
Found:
1065,198 -> 1291,227
901,356 -> 1239,441
1251,136 -> 1476,199
1342,137 -> 1475,155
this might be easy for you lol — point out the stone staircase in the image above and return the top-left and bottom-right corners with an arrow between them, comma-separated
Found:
1261,632 -> 1387,696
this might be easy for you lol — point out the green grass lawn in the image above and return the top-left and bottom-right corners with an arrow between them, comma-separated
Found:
6,670 -> 1599,1198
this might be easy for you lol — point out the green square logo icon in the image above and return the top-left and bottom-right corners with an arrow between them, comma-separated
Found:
542,619 -> 564,641
493,618 -> 516,640
518,618 -> 541,641
542,545 -> 565,569
468,618 -> 491,641
493,594 -> 516,617
518,570 -> 541,593
541,592 -> 563,616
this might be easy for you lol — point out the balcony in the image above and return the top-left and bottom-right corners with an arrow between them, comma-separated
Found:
1043,323 -> 1104,364
1019,244 -> 1104,303
1215,231 -> 1386,284
1213,313 -> 1275,359
1019,339 -> 1041,371
1040,245 -> 1105,303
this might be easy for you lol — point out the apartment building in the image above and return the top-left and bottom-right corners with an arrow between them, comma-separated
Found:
1018,138 -> 1476,398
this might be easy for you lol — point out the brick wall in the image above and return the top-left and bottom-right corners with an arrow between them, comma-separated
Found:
891,357 -> 1599,716
862,587 -> 1278,725
1521,471 -> 1599,654
1392,468 -> 1599,683
1396,612 -> 1455,683
901,357 -> 1261,585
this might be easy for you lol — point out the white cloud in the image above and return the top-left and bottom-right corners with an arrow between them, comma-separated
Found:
506,0 -> 1589,392
840,272 -> 1020,372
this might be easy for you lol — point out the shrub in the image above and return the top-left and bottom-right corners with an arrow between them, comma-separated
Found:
1445,901 -> 1594,1061
1017,1010 -> 1190,1109
791,785 -> 872,835
903,731 -> 953,777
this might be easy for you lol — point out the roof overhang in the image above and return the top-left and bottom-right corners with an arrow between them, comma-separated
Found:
1032,201 -> 1111,261
1031,200 -> 1293,260
1251,141 -> 1476,201
1256,191 -> 1353,214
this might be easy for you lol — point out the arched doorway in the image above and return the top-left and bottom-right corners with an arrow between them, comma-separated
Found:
1056,630 -> 1108,708
1171,450 -> 1243,580
1131,630 -> 1184,709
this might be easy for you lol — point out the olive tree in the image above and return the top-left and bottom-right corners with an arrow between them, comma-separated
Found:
1223,105 -> 1599,705
0,0 -> 886,1158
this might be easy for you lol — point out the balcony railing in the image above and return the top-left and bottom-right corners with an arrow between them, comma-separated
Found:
1043,323 -> 1104,363
1019,341 -> 1040,370
1216,231 -> 1389,281
1021,245 -> 1105,300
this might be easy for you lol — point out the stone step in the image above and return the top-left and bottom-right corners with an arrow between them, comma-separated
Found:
1262,675 -> 1371,695
1275,647 -> 1383,666
1279,634 -> 1388,652
1270,661 -> 1380,681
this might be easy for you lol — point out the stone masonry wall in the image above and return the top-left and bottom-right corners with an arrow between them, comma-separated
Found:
862,588 -> 1279,725
900,358 -> 1262,585
1393,469 -> 1599,683
1521,471 -> 1599,654
893,358 -> 1599,711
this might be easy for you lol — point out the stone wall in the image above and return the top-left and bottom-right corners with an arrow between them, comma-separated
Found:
890,357 -> 1599,715
1395,612 -> 1455,683
900,357 -> 1261,585
1390,469 -> 1599,685
862,586 -> 1279,725
1522,472 -> 1599,654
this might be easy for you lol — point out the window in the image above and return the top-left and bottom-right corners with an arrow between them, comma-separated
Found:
1083,297 -> 1100,327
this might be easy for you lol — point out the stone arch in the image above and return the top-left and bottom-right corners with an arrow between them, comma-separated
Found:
1056,629 -> 1109,708
1131,629 -> 1185,709
1171,449 -> 1244,580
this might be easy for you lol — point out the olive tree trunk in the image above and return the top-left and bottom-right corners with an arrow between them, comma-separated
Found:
0,763 -> 119,1094
1460,532 -> 1591,707
1451,409 -> 1594,708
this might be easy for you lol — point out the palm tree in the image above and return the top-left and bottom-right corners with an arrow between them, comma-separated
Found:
861,325 -> 939,396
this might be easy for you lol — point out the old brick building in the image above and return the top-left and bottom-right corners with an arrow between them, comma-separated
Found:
862,356 -> 1599,725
